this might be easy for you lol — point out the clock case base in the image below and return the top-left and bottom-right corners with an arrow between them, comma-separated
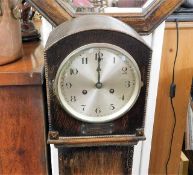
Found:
45,16 -> 152,146
58,145 -> 134,175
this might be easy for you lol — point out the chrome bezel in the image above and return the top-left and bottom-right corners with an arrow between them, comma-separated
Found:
54,43 -> 141,123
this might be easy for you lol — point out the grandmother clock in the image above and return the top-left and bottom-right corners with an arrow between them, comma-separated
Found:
45,15 -> 151,174
26,0 -> 183,174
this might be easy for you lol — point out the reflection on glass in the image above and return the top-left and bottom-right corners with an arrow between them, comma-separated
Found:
115,0 -> 147,8
56,0 -> 153,14
74,0 -> 108,13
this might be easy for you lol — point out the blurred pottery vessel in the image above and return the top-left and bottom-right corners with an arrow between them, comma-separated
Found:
0,0 -> 22,65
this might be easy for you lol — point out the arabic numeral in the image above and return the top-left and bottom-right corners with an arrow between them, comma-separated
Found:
95,52 -> 103,60
110,104 -> 115,110
122,67 -> 128,74
70,68 -> 78,75
125,81 -> 131,88
60,81 -> 64,87
81,105 -> 86,111
66,82 -> 72,88
95,107 -> 101,114
70,96 -> 76,102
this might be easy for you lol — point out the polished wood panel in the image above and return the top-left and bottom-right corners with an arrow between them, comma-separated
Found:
149,22 -> 193,174
58,146 -> 134,175
0,42 -> 44,86
0,86 -> 48,175
48,135 -> 145,147
115,0 -> 183,34
28,0 -> 183,34
0,42 -> 48,175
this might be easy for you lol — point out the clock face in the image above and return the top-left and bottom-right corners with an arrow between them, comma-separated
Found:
55,43 -> 141,123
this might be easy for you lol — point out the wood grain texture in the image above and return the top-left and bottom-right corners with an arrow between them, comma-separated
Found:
149,22 -> 193,174
111,0 -> 183,34
179,152 -> 189,175
48,135 -> 145,147
0,42 -> 48,175
0,41 -> 44,86
28,0 -> 71,26
58,146 -> 134,175
0,86 -> 48,175
28,0 -> 183,34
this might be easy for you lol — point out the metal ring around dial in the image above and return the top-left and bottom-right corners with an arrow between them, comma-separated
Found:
54,43 -> 142,123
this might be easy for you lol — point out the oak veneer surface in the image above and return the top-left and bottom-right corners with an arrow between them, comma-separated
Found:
149,22 -> 193,174
0,42 -> 48,175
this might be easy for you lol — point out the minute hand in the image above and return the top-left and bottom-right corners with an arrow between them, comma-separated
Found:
96,53 -> 102,89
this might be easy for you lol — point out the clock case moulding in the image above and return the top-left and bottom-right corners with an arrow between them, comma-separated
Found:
28,0 -> 184,35
45,15 -> 152,147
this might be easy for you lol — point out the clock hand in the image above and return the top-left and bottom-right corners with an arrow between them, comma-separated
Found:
96,52 -> 102,89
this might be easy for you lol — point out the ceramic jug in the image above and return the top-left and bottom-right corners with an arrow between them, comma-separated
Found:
0,0 -> 22,65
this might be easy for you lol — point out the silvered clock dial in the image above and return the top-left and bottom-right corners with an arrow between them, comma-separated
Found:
55,43 -> 141,123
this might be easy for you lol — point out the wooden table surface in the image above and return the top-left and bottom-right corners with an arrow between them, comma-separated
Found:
0,41 -> 44,86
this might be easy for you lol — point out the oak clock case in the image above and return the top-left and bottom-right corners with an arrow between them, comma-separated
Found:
45,15 -> 152,146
